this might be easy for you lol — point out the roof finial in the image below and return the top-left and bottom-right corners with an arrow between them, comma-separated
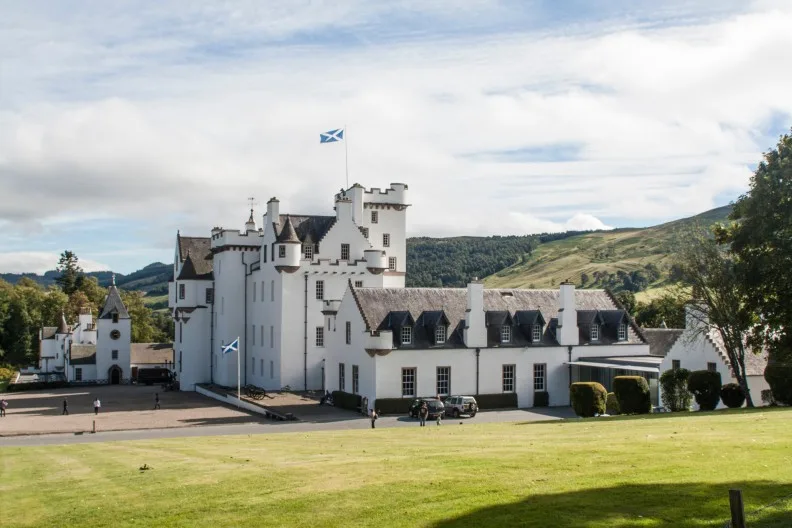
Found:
112,274 -> 116,286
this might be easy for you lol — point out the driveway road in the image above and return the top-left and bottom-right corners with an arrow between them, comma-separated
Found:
0,407 -> 575,447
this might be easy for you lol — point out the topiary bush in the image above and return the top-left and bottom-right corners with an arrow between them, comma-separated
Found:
720,383 -> 746,408
764,361 -> 792,405
660,367 -> 692,412
687,370 -> 722,410
570,382 -> 607,417
613,376 -> 651,414
533,391 -> 549,407
605,392 -> 620,415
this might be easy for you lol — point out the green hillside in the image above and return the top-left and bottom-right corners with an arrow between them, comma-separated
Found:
485,205 -> 732,298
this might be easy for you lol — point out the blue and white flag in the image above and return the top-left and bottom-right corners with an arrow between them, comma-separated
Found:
320,128 -> 344,143
221,338 -> 239,355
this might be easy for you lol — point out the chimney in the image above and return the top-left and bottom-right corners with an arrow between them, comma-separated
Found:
335,196 -> 353,222
348,184 -> 364,224
557,282 -> 579,346
464,279 -> 487,348
266,197 -> 280,225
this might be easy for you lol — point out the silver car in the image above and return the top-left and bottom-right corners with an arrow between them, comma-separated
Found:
444,395 -> 478,418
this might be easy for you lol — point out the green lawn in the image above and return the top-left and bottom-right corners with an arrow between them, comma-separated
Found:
1,409 -> 791,527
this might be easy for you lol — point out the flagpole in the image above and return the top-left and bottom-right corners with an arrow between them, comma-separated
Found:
344,124 -> 349,189
237,337 -> 241,408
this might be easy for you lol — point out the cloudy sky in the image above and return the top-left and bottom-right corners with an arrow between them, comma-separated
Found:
1,1 -> 791,274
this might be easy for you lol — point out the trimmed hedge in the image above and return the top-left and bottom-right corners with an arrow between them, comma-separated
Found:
474,393 -> 518,410
765,361 -> 792,405
720,383 -> 745,408
606,392 -> 620,415
570,382 -> 607,417
6,381 -> 69,392
613,376 -> 651,415
660,368 -> 692,412
687,370 -> 722,410
533,391 -> 549,408
332,390 -> 362,411
374,393 -> 518,415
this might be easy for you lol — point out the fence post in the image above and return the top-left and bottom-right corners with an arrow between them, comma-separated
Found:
92,420 -> 96,434
729,489 -> 746,528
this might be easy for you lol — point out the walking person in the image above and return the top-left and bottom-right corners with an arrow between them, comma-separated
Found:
62,398 -> 69,416
370,408 -> 378,429
93,397 -> 101,415
154,393 -> 161,410
419,401 -> 428,427
0,398 -> 7,417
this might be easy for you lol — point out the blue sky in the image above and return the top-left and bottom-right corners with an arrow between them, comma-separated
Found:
1,0 -> 791,274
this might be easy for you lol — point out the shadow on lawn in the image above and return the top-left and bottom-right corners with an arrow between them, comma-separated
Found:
431,481 -> 791,528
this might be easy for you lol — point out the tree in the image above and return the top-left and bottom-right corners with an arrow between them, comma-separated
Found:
55,251 -> 85,295
614,290 -> 636,315
634,294 -> 686,328
2,294 -> 33,364
675,229 -> 758,407
716,130 -> 792,359
120,290 -> 167,343
580,272 -> 590,286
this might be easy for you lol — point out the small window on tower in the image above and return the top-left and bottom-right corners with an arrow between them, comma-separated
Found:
278,245 -> 286,258
205,288 -> 214,304
371,210 -> 379,223
354,280 -> 363,288
304,244 -> 313,260
361,227 -> 369,238
112,313 -> 119,324
388,257 -> 397,271
316,280 -> 324,300
383,233 -> 390,247
178,283 -> 185,299
341,244 -> 350,260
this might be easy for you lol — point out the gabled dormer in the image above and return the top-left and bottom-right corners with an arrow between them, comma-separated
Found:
379,311 -> 415,348
514,310 -> 546,344
420,310 -> 450,345
599,310 -> 630,342
578,310 -> 605,343
486,311 -> 514,346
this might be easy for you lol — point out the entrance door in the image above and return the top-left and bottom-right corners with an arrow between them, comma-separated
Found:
109,366 -> 121,384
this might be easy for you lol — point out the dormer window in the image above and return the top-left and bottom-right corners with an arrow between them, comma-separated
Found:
532,324 -> 542,342
435,325 -> 446,344
112,313 -> 119,324
590,325 -> 599,341
303,244 -> 313,260
618,324 -> 627,341
401,326 -> 412,345
501,325 -> 511,343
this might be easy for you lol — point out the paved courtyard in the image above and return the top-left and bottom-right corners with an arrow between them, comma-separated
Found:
0,384 -> 265,436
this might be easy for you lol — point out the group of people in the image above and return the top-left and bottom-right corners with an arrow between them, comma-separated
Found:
417,401 -> 441,427
0,392 -> 163,418
61,397 -> 102,415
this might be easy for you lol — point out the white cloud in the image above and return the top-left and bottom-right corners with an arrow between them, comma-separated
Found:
0,252 -> 110,275
0,1 -> 791,270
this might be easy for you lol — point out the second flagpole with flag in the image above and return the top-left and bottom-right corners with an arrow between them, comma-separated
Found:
221,337 -> 241,406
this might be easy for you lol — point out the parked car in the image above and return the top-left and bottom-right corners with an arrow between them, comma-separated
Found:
408,398 -> 445,420
136,367 -> 172,385
444,395 -> 478,418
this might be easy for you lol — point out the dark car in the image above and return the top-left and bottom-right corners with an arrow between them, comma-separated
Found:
136,368 -> 172,385
409,398 -> 445,420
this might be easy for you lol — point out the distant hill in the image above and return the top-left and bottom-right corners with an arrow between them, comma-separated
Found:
485,205 -> 733,297
1,205 -> 732,305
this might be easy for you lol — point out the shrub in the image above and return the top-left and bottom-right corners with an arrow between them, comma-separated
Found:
475,393 -> 518,410
761,389 -> 776,406
332,391 -> 362,411
533,391 -> 549,407
687,370 -> 722,410
720,383 -> 745,408
613,376 -> 651,414
570,382 -> 607,417
6,380 -> 69,392
660,368 -> 692,412
605,392 -> 620,415
764,361 -> 792,405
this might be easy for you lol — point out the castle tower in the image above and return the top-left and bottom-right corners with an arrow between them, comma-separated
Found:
96,278 -> 132,384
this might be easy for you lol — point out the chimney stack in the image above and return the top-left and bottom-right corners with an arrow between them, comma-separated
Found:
557,282 -> 579,346
266,197 -> 280,225
464,280 -> 487,348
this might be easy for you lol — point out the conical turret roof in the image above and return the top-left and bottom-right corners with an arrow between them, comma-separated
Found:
99,284 -> 130,319
276,215 -> 301,243
57,312 -> 70,334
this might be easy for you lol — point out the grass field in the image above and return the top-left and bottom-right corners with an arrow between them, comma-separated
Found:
1,409 -> 791,527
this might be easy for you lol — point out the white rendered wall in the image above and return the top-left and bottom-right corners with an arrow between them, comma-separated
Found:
660,332 -> 733,409
212,248 -> 250,387
70,364 -> 97,382
96,318 -> 131,383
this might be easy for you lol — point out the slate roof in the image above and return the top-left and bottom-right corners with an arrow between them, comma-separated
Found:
41,327 -> 58,340
131,343 -> 174,365
642,328 -> 684,357
351,287 -> 645,348
275,214 -> 336,243
99,285 -> 130,320
707,330 -> 769,377
177,235 -> 213,279
70,344 -> 96,365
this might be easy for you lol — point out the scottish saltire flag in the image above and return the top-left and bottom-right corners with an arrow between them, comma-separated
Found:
221,338 -> 239,355
320,128 -> 344,143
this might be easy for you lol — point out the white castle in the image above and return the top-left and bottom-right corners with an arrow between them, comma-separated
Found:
170,183 -> 409,391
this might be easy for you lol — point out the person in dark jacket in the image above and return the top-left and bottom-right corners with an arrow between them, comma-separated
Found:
62,398 -> 69,416
419,401 -> 428,427
154,393 -> 161,410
